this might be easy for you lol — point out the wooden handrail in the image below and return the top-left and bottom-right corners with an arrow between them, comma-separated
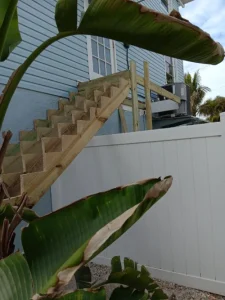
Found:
78,60 -> 181,132
136,75 -> 180,104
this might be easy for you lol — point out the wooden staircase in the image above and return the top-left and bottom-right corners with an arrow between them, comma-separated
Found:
2,77 -> 129,207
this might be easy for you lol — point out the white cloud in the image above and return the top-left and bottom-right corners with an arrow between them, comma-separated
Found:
180,0 -> 225,100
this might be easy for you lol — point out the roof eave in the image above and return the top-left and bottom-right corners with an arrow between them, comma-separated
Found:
180,0 -> 194,5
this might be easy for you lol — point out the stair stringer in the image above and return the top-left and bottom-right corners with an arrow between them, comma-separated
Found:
2,79 -> 129,207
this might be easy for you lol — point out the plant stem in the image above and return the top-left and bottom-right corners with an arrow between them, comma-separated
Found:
0,30 -> 78,129
0,0 -> 19,60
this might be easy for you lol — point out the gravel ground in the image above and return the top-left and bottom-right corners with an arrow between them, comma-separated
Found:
89,263 -> 225,300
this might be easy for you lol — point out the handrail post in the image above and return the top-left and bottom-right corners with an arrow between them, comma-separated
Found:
144,61 -> 153,130
130,61 -> 139,131
118,105 -> 128,133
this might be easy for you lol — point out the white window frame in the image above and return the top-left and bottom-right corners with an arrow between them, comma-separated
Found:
84,0 -> 117,80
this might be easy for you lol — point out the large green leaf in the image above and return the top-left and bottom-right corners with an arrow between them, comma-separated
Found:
0,0 -> 22,61
0,252 -> 32,300
78,0 -> 224,65
55,0 -> 78,32
22,177 -> 172,297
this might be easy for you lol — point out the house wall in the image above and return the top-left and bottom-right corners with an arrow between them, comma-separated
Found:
52,115 -> 225,296
0,0 -> 185,139
0,0 -> 185,228
0,0 -> 88,98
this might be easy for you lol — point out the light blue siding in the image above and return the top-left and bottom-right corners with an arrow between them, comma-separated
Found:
172,0 -> 180,10
0,84 -> 60,143
0,0 -> 88,97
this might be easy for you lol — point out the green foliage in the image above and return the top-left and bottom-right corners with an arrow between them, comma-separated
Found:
74,257 -> 168,300
55,0 -> 78,32
106,257 -> 168,299
79,0 -> 224,65
0,253 -> 33,300
22,177 -> 172,295
0,0 -> 21,61
0,178 -> 172,299
184,71 -> 211,116
199,96 -> 225,122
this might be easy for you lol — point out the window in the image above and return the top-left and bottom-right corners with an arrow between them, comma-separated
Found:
91,36 -> 113,76
165,56 -> 174,84
88,0 -> 113,77
161,0 -> 168,11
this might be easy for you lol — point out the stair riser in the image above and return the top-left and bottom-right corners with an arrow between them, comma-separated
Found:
42,138 -> 62,153
2,157 -> 24,174
23,154 -> 44,173
36,127 -> 59,140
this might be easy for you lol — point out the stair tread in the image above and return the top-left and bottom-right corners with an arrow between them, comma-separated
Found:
20,131 -> 38,142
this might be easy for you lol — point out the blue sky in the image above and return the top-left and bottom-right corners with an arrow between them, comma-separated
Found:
180,0 -> 225,100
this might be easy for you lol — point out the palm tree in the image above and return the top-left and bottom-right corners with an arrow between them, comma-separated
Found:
199,96 -> 225,122
184,71 -> 211,116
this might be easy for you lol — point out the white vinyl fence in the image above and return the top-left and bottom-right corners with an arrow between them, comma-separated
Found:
52,114 -> 225,296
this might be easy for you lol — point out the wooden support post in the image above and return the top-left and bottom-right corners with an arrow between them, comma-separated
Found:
144,61 -> 153,130
130,61 -> 139,131
118,105 -> 128,133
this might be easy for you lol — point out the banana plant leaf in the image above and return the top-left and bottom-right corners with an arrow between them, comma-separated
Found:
55,0 -> 78,32
0,253 -> 33,300
22,177 -> 172,297
78,0 -> 224,65
0,0 -> 22,61
95,257 -> 168,299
